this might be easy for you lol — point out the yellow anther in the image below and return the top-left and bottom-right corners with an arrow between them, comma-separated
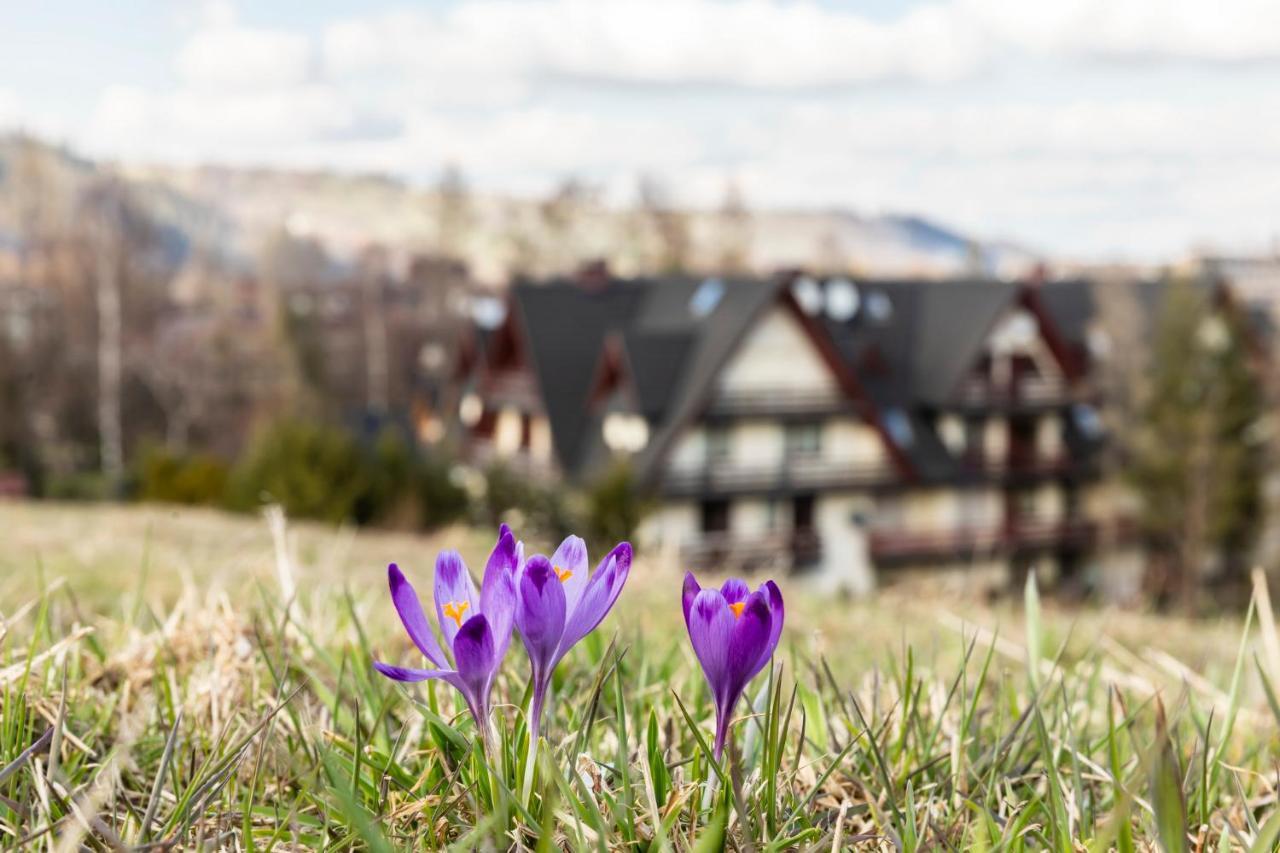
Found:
442,600 -> 470,628
555,566 -> 574,583
729,602 -> 746,619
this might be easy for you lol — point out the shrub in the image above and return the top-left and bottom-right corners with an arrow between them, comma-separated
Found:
584,459 -> 651,545
136,446 -> 231,506
414,453 -> 469,529
479,462 -> 574,542
229,420 -> 373,524
228,420 -> 469,529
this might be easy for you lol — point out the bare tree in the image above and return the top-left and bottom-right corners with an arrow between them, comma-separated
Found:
717,180 -> 751,273
81,182 -> 127,488
637,175 -> 691,274
357,245 -> 391,413
538,177 -> 593,275
434,163 -> 473,262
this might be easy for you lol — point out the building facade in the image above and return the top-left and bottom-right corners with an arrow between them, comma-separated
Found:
453,273 -> 1166,593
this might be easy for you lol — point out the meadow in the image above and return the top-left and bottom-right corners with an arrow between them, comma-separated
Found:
2,500 -> 1279,850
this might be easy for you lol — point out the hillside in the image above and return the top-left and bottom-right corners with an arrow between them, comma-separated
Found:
0,135 -> 1040,284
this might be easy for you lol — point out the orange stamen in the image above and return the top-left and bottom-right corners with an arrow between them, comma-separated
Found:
730,602 -> 746,618
442,600 -> 470,628
555,566 -> 574,583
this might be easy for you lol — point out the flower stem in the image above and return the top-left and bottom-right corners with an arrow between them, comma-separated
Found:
713,708 -> 731,763
530,683 -> 547,742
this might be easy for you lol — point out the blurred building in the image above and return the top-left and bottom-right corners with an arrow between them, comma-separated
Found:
452,271 -> 1184,593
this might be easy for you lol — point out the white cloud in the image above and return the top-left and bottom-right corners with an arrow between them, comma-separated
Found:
324,0 -> 990,92
0,89 -> 20,127
966,0 -> 1280,63
176,18 -> 314,90
48,0 -> 1280,259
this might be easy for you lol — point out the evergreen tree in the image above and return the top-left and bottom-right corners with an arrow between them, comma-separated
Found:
1128,277 -> 1265,607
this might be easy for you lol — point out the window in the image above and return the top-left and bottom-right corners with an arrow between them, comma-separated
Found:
705,426 -> 732,462
792,494 -> 815,532
964,416 -> 985,462
883,409 -> 914,447
1071,404 -> 1104,439
791,275 -> 822,315
824,278 -> 860,321
701,499 -> 730,533
690,277 -> 725,317
865,290 -> 893,323
785,421 -> 822,457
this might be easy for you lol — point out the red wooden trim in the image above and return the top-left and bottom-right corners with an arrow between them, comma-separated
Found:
779,288 -> 920,481
1018,285 -> 1086,383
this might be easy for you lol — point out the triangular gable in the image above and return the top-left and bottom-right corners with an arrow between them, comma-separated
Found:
587,333 -> 641,412
637,282 -> 918,485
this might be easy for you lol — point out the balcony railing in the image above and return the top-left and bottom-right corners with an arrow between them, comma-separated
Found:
705,387 -> 852,418
955,453 -> 1091,483
868,516 -> 1137,563
680,529 -> 822,572
954,377 -> 1073,408
661,455 -> 896,496
481,373 -> 541,408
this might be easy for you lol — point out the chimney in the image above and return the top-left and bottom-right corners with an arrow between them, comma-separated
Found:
576,259 -> 611,291
1027,261 -> 1049,287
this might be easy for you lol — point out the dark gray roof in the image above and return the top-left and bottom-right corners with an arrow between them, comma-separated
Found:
622,330 -> 695,421
507,276 -> 784,479
911,280 -> 1017,403
819,278 -> 1020,408
511,281 -> 648,474
633,278 -> 782,480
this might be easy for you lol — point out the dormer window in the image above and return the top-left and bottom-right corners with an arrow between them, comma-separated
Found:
883,409 -> 915,447
690,277 -> 725,317
602,412 -> 650,453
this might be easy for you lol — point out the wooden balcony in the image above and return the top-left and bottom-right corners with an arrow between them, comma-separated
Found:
704,387 -> 853,419
680,529 -> 822,573
660,455 -> 897,497
868,516 -> 1135,564
954,377 -> 1075,410
956,453 -> 1092,484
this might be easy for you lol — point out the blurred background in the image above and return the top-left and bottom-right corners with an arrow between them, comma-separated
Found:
3,0 -> 1280,611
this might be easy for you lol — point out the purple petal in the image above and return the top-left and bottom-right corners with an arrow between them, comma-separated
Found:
550,535 -> 589,615
433,550 -> 478,651
557,542 -> 631,657
481,531 -> 519,658
720,578 -> 750,605
682,571 -> 702,627
516,556 -> 566,676
452,614 -> 497,700
372,660 -> 455,682
727,591 -> 772,693
686,588 -> 736,706
751,580 -> 784,679
388,563 -> 446,667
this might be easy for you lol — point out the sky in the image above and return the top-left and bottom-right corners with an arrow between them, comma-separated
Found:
4,0 -> 1280,261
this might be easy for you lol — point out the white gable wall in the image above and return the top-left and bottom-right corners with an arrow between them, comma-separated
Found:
983,307 -> 1064,385
716,307 -> 838,395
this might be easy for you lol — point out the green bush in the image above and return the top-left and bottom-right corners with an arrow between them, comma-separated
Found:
43,471 -> 115,502
228,420 -> 468,529
584,460 -> 650,545
414,452 -> 469,530
479,463 -> 574,542
136,447 -> 231,506
229,420 -> 374,524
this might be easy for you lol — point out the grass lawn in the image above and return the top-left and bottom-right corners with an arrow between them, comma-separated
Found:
2,499 -> 1279,849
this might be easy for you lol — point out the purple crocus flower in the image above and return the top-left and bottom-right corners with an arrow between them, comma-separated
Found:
372,530 -> 518,744
682,572 -> 784,760
513,535 -> 632,739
